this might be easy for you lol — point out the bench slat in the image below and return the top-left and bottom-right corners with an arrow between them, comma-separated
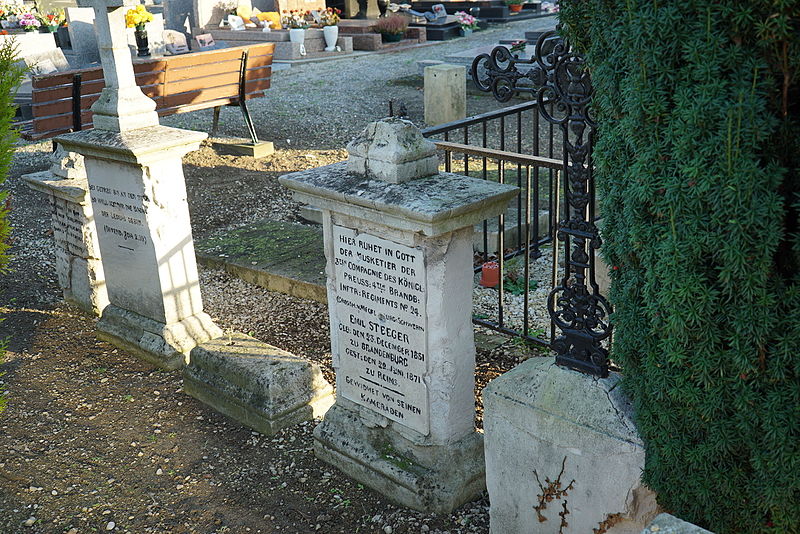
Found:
26,43 -> 274,140
163,77 -> 270,108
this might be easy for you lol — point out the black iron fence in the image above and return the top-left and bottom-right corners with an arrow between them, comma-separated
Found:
421,101 -> 563,349
422,30 -> 613,377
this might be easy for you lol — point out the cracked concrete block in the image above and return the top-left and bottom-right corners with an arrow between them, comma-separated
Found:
345,117 -> 438,184
483,358 -> 660,534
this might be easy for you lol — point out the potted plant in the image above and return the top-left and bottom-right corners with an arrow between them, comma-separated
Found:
505,0 -> 525,13
372,14 -> 407,43
454,11 -> 478,37
281,10 -> 310,55
18,11 -> 40,32
318,7 -> 340,52
125,4 -> 154,57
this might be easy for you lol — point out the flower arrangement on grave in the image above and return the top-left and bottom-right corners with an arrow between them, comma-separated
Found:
38,10 -> 64,32
454,11 -> 478,31
509,39 -> 526,53
372,14 -> 407,42
318,7 -> 340,27
18,12 -> 40,31
281,10 -> 310,29
0,0 -> 23,22
217,0 -> 238,15
125,4 -> 154,31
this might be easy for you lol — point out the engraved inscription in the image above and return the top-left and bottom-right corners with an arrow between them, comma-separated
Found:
88,183 -> 149,251
332,225 -> 429,435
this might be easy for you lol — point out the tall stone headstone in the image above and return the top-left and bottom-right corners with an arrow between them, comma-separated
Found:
54,0 -> 221,369
280,118 -> 518,512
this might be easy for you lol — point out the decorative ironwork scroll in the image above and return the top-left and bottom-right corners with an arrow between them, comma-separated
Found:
471,31 -> 613,377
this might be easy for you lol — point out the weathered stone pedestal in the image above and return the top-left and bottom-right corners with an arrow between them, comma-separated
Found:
55,126 -> 222,369
483,358 -> 659,533
280,118 -> 518,513
22,149 -> 109,316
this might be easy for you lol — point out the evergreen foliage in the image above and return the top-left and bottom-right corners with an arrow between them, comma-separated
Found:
0,39 -> 26,413
560,1 -> 799,532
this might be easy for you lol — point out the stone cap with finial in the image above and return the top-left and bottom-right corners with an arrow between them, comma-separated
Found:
279,118 -> 519,237
345,117 -> 439,184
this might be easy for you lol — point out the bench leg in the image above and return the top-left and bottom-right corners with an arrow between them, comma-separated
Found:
239,100 -> 259,146
211,106 -> 221,137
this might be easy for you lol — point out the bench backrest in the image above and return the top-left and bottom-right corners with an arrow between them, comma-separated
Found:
28,43 -> 274,140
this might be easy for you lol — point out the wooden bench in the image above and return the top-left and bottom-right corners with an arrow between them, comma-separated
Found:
23,43 -> 274,143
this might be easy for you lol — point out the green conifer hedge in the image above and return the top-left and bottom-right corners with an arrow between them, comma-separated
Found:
560,1 -> 799,532
0,40 -> 26,413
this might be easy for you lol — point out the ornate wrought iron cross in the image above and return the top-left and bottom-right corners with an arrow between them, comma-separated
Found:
471,31 -> 613,377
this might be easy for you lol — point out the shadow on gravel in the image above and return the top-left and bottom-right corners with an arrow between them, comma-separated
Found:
0,309 -> 51,354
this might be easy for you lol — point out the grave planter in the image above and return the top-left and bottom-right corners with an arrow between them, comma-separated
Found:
134,27 -> 150,57
288,27 -> 305,43
381,31 -> 403,42
322,25 -> 338,51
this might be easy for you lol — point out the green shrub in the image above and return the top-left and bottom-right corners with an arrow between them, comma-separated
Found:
560,1 -> 799,532
0,39 -> 27,413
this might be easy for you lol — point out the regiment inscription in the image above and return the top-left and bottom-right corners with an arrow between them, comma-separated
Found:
331,225 -> 429,435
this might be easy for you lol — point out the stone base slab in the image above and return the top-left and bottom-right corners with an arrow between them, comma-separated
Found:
483,358 -> 659,534
184,333 -> 334,435
97,305 -> 222,370
212,139 -> 275,158
313,400 -> 485,513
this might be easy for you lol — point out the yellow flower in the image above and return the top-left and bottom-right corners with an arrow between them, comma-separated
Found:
125,5 -> 153,28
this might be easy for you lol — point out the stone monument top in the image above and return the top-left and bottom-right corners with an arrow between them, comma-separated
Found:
345,117 -> 439,184
89,0 -> 160,132
281,118 -> 519,236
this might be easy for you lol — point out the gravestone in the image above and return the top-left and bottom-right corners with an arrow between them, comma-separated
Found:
424,63 -> 465,126
54,0 -> 221,369
280,118 -> 518,512
22,149 -> 110,316
65,7 -> 100,66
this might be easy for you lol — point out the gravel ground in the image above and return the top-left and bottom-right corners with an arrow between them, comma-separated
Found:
1,16 -> 558,534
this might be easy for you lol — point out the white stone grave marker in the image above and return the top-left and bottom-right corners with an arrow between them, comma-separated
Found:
280,118 -> 519,512
54,0 -> 221,369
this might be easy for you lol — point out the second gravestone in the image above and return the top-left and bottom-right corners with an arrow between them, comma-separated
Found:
280,118 -> 518,512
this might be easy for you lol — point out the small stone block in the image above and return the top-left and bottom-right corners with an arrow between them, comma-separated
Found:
345,118 -> 438,183
184,333 -> 334,435
212,140 -> 275,158
483,358 -> 659,533
424,64 -> 466,126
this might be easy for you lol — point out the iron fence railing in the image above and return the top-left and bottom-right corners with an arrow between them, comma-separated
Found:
421,100 -> 564,348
